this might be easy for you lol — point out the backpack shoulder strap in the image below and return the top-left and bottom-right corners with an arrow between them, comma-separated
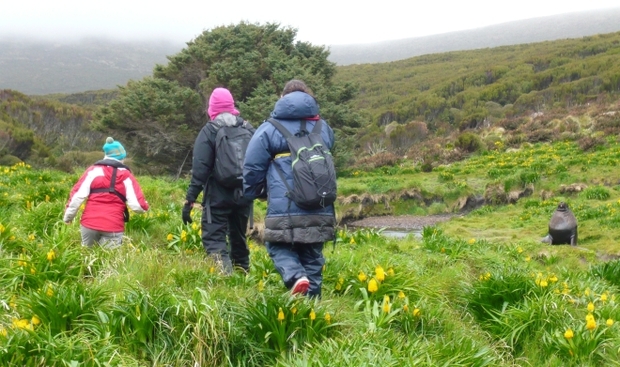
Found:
267,118 -> 293,139
90,167 -> 127,202
310,119 -> 322,135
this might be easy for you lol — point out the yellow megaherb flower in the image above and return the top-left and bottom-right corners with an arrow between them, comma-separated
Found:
46,286 -> 54,297
607,318 -> 614,327
257,280 -> 264,292
191,222 -> 198,231
468,238 -> 475,244
413,308 -> 421,317
30,267 -> 35,274
375,265 -> 385,282
382,295 -> 391,313
358,271 -> 367,282
564,328 -> 574,339
387,267 -> 395,276
587,302 -> 595,312
0,326 -> 6,337
31,316 -> 41,325
350,237 -> 356,244
367,278 -> 379,293
166,233 -> 173,241
586,318 -> 597,331
291,306 -> 297,315
309,309 -> 316,321
28,233 -> 35,241
277,307 -> 285,322
398,291 -> 405,299
45,195 -> 50,202
548,275 -> 558,283
46,249 -> 56,261
539,280 -> 548,288
324,312 -> 331,324
0,223 -> 4,233
209,267 -> 215,274
601,293 -> 608,302
181,230 -> 187,242
403,304 -> 409,312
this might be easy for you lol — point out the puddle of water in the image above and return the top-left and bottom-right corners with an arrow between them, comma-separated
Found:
381,229 -> 423,239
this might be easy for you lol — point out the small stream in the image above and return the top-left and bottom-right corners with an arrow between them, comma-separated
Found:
380,229 -> 423,239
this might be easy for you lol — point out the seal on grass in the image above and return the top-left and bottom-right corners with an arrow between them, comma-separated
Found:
541,202 -> 578,246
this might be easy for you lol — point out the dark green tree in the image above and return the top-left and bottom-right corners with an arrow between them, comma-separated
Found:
96,22 -> 361,174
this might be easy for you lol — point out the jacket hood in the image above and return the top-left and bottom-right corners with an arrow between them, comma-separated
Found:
271,91 -> 319,120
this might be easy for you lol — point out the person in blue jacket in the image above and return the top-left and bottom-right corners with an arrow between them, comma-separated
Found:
243,80 -> 336,297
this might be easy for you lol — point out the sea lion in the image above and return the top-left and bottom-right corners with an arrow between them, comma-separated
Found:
541,202 -> 578,246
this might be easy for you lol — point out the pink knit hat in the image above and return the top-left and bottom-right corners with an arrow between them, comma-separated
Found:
207,88 -> 240,120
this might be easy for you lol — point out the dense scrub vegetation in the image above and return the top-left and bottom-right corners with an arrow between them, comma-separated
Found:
3,27 -> 620,177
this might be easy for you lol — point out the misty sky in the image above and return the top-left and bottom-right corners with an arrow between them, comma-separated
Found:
2,0 -> 620,46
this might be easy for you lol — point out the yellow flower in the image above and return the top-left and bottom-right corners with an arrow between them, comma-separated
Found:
209,266 -> 215,274
28,233 -> 35,241
585,288 -> 591,297
517,246 -> 523,253
291,306 -> 297,315
45,195 -> 50,202
46,286 -> 54,297
277,307 -> 285,322
46,249 -> 56,261
564,328 -> 574,339
468,238 -> 475,244
257,280 -> 264,292
548,275 -> 558,283
382,295 -> 391,313
540,280 -> 548,288
403,304 -> 409,312
350,237 -> 356,244
324,312 -> 331,324
191,222 -> 198,231
398,291 -> 405,299
358,271 -> 367,282
166,233 -> 173,241
0,326 -> 6,337
30,267 -> 35,274
335,283 -> 342,291
387,267 -> 395,276
440,247 -> 445,253
413,308 -> 421,317
586,318 -> 597,331
525,256 -> 531,262
607,318 -> 614,327
375,265 -> 385,282
309,309 -> 316,321
181,230 -> 187,242
587,302 -> 595,312
31,316 -> 41,325
367,278 -> 378,293
600,293 -> 608,302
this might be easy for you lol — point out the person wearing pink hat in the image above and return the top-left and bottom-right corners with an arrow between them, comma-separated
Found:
183,87 -> 255,274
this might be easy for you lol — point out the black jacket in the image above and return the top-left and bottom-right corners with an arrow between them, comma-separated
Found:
186,112 -> 255,208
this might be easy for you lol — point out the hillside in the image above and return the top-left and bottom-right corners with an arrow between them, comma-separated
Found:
1,8 -> 620,95
329,7 -> 620,65
0,38 -> 182,95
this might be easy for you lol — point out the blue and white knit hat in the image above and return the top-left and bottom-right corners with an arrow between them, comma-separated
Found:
103,137 -> 126,160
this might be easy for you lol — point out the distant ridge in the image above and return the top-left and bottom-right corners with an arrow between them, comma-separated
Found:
0,38 -> 182,95
328,7 -> 620,65
1,8 -> 619,94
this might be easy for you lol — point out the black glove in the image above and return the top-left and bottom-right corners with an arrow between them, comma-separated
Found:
182,201 -> 194,224
257,182 -> 267,199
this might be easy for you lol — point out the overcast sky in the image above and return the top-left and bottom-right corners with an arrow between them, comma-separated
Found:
2,0 -> 620,46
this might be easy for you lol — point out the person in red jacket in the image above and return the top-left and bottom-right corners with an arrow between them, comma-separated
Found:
63,137 -> 149,248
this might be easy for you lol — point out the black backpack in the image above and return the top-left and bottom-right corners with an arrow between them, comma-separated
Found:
267,118 -> 337,210
212,118 -> 253,189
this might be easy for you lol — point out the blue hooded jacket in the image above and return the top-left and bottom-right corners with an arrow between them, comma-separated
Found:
243,91 -> 336,243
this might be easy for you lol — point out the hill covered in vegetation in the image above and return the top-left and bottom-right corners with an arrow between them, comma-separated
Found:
329,7 -> 620,65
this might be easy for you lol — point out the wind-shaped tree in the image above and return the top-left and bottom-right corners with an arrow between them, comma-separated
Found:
95,22 -> 360,174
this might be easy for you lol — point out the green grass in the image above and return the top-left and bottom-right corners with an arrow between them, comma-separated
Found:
3,141 -> 620,366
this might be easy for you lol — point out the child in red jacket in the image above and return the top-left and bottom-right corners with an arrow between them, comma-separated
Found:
63,137 -> 149,248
